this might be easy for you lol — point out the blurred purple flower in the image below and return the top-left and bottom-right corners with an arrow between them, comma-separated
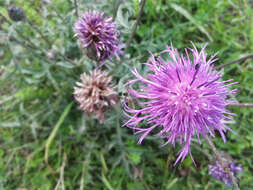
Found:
209,161 -> 242,186
123,44 -> 237,165
74,11 -> 122,63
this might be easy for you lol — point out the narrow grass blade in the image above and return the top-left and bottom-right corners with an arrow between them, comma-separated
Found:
167,178 -> 178,189
44,102 -> 73,172
100,153 -> 109,174
101,173 -> 114,190
170,3 -> 213,42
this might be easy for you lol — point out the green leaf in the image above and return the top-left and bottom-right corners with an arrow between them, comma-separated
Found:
56,61 -> 75,69
170,3 -> 213,42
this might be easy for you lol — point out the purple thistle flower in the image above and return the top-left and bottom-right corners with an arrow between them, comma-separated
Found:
209,161 -> 242,186
74,11 -> 122,63
123,44 -> 237,165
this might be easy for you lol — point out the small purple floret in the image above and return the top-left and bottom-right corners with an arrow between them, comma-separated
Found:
74,11 -> 122,63
123,44 -> 236,165
209,161 -> 242,186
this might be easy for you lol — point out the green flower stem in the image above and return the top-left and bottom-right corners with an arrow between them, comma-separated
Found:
74,0 -> 79,17
110,0 -> 146,74
228,103 -> 253,108
215,53 -> 253,70
125,0 -> 146,52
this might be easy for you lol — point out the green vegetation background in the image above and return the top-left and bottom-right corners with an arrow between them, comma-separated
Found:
0,0 -> 253,189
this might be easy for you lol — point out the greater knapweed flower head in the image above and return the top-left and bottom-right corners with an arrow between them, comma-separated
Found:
123,44 -> 237,165
209,152 -> 242,186
74,11 -> 122,63
74,69 -> 118,122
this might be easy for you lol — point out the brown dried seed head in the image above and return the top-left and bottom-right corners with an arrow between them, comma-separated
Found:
74,69 -> 118,122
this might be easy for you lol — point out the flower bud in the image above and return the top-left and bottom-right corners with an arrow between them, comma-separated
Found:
8,5 -> 26,22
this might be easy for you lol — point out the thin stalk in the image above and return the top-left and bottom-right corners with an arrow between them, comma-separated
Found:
215,53 -> 253,70
115,107 -> 131,176
110,0 -> 146,74
96,60 -> 100,68
74,0 -> 79,17
228,103 -> 253,108
125,0 -> 146,52
204,136 -> 240,190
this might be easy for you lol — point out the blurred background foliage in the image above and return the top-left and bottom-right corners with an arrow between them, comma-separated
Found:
0,0 -> 253,189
